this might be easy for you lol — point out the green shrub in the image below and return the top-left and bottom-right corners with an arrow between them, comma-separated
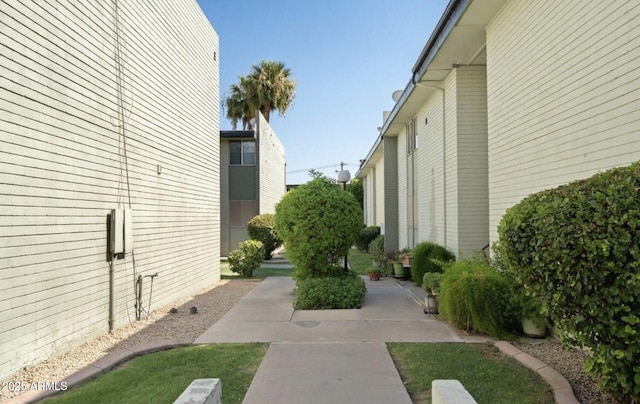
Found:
422,272 -> 442,296
274,178 -> 362,279
228,240 -> 264,278
369,234 -> 385,262
440,259 -> 516,338
356,226 -> 380,252
294,271 -> 366,309
411,241 -> 455,286
247,214 -> 282,260
497,161 -> 640,401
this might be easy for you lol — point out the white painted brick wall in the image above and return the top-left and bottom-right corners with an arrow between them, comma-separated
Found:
0,0 -> 220,380
487,0 -> 640,245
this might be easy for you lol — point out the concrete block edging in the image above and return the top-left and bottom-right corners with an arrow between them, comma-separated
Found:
494,341 -> 580,404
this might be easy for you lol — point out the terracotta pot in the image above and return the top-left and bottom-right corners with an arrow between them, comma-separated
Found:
402,256 -> 413,267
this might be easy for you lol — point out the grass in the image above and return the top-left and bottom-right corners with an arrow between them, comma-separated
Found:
43,344 -> 268,404
348,249 -> 372,275
387,342 -> 553,404
220,261 -> 294,279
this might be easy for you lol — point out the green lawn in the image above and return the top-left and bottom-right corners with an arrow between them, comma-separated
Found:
348,249 -> 372,275
221,261 -> 294,279
43,344 -> 268,404
387,342 -> 553,404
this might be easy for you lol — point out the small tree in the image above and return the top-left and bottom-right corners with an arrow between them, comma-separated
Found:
228,240 -> 265,278
274,178 -> 362,279
346,178 -> 363,210
247,214 -> 282,260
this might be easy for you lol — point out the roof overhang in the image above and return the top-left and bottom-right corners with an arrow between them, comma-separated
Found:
220,130 -> 255,139
357,0 -> 507,178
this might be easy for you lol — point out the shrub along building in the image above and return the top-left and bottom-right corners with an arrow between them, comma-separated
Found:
0,1 -> 220,381
356,0 -> 640,257
219,111 -> 286,256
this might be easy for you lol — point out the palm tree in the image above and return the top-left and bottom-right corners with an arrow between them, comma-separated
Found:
225,77 -> 255,130
224,60 -> 296,127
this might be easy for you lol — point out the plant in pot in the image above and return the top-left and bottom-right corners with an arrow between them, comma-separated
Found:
422,272 -> 442,314
369,235 -> 385,269
399,248 -> 413,268
367,267 -> 382,281
513,287 -> 547,337
388,251 -> 405,278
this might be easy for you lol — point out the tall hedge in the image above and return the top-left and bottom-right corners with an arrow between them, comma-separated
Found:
247,214 -> 282,260
439,259 -> 515,338
274,178 -> 363,279
356,226 -> 380,252
411,241 -> 455,286
497,161 -> 640,401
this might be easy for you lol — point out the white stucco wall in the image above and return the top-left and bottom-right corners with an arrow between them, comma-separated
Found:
257,112 -> 286,214
486,0 -> 640,245
0,0 -> 219,381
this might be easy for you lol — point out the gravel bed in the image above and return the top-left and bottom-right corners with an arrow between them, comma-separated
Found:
0,279 -> 259,402
516,338 -> 620,404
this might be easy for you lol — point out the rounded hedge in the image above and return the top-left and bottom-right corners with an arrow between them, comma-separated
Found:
247,214 -> 282,260
274,178 -> 363,279
293,270 -> 366,309
497,161 -> 640,401
440,259 -> 516,338
356,226 -> 380,252
411,241 -> 455,286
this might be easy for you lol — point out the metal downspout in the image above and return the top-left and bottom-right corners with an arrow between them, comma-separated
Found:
109,260 -> 114,332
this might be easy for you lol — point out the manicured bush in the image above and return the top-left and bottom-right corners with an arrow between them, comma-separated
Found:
228,240 -> 264,278
294,271 -> 366,309
274,178 -> 362,279
411,241 -> 455,287
440,259 -> 516,338
356,226 -> 380,252
497,161 -> 640,401
247,214 -> 282,260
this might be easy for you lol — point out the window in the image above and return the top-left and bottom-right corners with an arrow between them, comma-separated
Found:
407,117 -> 417,154
229,140 -> 256,165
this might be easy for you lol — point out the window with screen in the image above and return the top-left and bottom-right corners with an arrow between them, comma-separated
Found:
229,140 -> 256,165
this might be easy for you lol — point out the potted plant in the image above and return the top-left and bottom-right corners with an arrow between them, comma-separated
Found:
367,267 -> 382,281
388,251 -> 405,278
369,235 -> 385,268
422,272 -> 442,314
399,249 -> 413,268
514,287 -> 547,337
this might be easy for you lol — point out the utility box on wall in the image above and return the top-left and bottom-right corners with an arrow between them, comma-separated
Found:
110,208 -> 132,257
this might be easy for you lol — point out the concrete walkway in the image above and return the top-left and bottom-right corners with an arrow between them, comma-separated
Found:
8,271 -> 579,404
195,276 -> 463,404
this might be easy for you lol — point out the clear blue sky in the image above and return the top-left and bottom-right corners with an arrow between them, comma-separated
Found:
196,0 -> 449,184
